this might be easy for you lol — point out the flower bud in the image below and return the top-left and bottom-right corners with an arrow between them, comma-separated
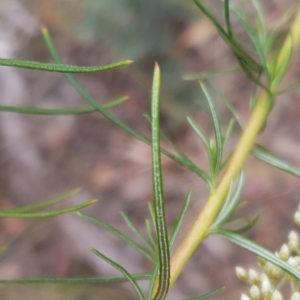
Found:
294,211 -> 300,227
264,262 -> 282,280
291,292 -> 300,300
278,244 -> 290,261
259,272 -> 268,284
241,294 -> 251,300
236,267 -> 248,282
287,256 -> 299,268
248,269 -> 260,285
249,285 -> 260,300
261,277 -> 272,299
288,231 -> 299,252
271,290 -> 282,300
258,256 -> 266,268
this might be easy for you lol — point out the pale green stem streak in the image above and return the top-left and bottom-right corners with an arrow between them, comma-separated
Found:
169,9 -> 300,289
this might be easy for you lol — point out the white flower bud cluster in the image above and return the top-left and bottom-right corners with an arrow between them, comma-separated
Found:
236,266 -> 284,300
236,205 -> 300,299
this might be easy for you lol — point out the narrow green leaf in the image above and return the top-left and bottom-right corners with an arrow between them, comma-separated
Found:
0,200 -> 96,218
200,82 -> 223,177
222,119 -> 235,150
207,79 -> 245,129
145,219 -> 158,253
3,188 -> 80,214
249,0 -> 268,66
265,8 -> 294,54
161,129 -> 211,186
270,33 -> 294,90
222,216 -> 259,234
91,248 -> 145,300
169,190 -> 192,249
120,211 -> 156,255
193,0 -> 262,73
182,67 -> 241,81
151,62 -> 170,300
234,56 -> 268,92
196,0 -> 269,91
182,287 -> 224,300
211,180 -> 234,229
78,213 -> 156,263
187,117 -> 212,167
147,263 -> 160,300
0,273 -> 152,284
278,80 -> 300,94
41,27 -> 210,184
218,0 -> 269,78
224,0 -> 233,38
215,229 -> 300,280
148,202 -> 157,233
212,170 -> 245,228
250,0 -> 267,41
0,97 -> 127,115
0,57 -> 132,73
145,114 -> 211,188
252,144 -> 300,178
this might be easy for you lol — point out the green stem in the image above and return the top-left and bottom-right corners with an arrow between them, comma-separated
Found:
169,7 -> 300,290
169,91 -> 273,287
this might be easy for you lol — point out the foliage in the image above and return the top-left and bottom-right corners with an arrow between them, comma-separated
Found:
0,0 -> 300,299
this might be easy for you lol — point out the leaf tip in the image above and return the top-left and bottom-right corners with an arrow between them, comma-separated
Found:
41,26 -> 49,36
154,61 -> 160,71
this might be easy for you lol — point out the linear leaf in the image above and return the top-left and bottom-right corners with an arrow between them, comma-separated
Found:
145,219 -> 158,253
222,216 -> 259,234
200,82 -> 223,177
120,211 -> 156,255
218,0 -> 268,74
182,67 -> 241,81
3,188 -> 80,214
151,63 -> 170,300
91,248 -> 145,300
170,190 -> 192,249
0,200 -> 96,218
0,57 -> 132,73
41,27 -> 209,184
147,263 -> 160,300
215,229 -> 300,280
224,0 -> 233,38
193,0 -> 262,73
278,80 -> 300,94
182,287 -> 224,300
265,8 -> 294,54
78,213 -> 155,263
252,144 -> 300,178
212,170 -> 245,228
207,79 -> 244,129
0,96 -> 127,115
222,119 -> 235,150
187,117 -> 212,168
145,114 -> 211,187
148,202 -> 157,234
0,273 -> 151,284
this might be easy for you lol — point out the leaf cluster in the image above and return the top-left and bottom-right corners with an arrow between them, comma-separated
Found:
0,1 -> 300,299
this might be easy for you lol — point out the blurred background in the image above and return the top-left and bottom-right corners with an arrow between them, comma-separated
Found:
0,0 -> 300,299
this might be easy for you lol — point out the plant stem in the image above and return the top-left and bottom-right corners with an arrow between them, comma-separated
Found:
168,9 -> 300,289
169,91 -> 272,287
